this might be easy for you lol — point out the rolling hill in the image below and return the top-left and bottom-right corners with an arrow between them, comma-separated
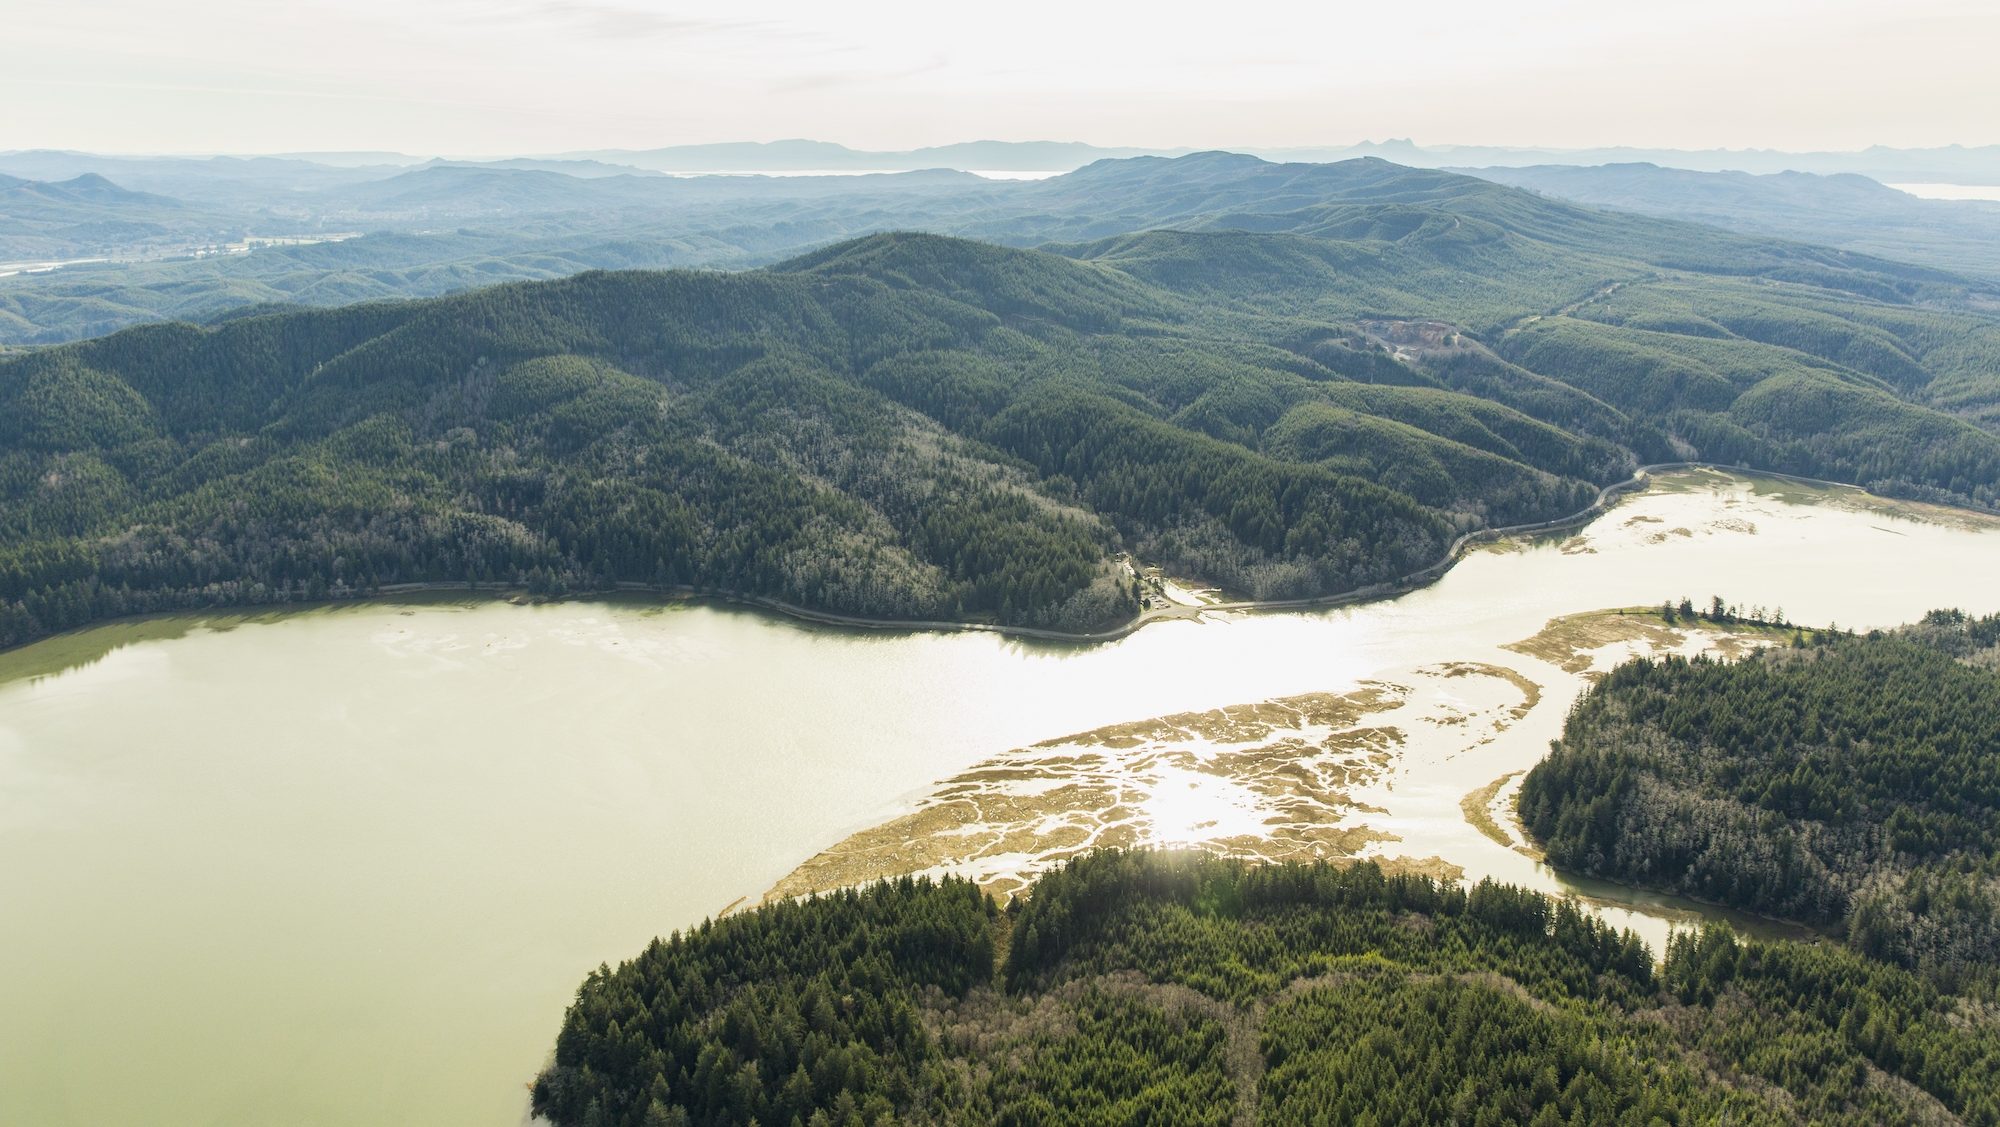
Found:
0,173 -> 245,261
5,168 -> 2000,649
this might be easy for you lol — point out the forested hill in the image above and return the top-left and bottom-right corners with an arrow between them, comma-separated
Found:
1521,611 -> 2000,988
8,149 -> 2000,347
0,235 -> 1478,649
5,164 -> 2000,647
531,850 -> 2000,1125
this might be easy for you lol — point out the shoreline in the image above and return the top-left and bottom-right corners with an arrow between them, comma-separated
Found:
0,462 -> 1970,657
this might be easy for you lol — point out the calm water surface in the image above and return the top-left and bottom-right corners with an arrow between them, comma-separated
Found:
3,472 -> 1997,1125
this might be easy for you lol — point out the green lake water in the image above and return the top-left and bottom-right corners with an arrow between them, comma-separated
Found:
4,471 -> 1997,1125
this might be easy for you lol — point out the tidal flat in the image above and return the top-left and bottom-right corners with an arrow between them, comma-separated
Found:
6,470 -> 2000,1126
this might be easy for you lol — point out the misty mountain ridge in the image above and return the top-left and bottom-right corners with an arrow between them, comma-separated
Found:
1470,161 -> 2000,279
7,150 -> 2000,347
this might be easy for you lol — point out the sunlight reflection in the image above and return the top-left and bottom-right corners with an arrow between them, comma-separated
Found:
1138,762 -> 1273,846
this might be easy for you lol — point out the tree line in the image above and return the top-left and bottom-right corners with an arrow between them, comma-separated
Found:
533,849 -> 1999,1126
1522,608 -> 2000,990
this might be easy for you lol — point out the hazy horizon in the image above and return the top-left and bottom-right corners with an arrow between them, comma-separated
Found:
12,137 -> 2000,163
8,0 -> 1997,157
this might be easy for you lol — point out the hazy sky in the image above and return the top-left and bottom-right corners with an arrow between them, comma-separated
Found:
7,0 -> 1997,156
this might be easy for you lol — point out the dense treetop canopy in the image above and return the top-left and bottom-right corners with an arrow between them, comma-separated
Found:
534,850 -> 2000,1126
4,156 -> 2000,650
1523,611 -> 2000,991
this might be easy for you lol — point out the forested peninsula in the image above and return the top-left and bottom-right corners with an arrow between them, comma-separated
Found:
1522,609 -> 2000,988
533,850 -> 2000,1126
525,608 -> 2000,1125
8,156 -> 2000,651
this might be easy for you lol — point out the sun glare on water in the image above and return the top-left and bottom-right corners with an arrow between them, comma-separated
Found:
1137,762 -> 1273,846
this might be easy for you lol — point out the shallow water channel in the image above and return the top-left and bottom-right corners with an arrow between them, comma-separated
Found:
3,470 -> 1997,1125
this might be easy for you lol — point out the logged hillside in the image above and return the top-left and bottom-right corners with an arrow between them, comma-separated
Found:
6,156 -> 2000,648
1521,611 -> 2000,989
532,850 -> 2000,1126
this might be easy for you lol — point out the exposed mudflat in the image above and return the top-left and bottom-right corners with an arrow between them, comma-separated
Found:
1657,467 -> 2000,532
764,467 -> 2000,937
8,469 -> 2000,1127
1503,607 -> 1793,676
768,660 -> 1559,903
1461,772 -> 1523,851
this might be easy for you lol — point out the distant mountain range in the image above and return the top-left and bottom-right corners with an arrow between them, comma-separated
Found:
0,152 -> 405,202
0,172 -> 250,263
553,139 -> 1183,172
11,138 -> 2000,186
1284,140 -> 2000,185
8,145 -> 2000,346
1463,162 -> 2000,280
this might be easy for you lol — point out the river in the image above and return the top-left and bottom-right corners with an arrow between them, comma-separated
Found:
2,469 -> 1997,1125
